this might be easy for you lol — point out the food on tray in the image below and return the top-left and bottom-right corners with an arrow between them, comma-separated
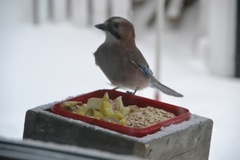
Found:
125,106 -> 175,128
60,92 -> 176,128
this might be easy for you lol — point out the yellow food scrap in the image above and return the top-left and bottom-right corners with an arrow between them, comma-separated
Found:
103,92 -> 109,101
62,92 -> 133,126
93,110 -> 104,120
100,100 -> 113,116
85,108 -> 93,116
120,106 -> 131,116
76,105 -> 88,115
87,98 -> 102,110
119,119 -> 126,125
112,111 -> 124,120
61,101 -> 79,108
114,96 -> 124,108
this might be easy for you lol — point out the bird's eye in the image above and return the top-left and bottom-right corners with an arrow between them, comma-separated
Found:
114,22 -> 119,28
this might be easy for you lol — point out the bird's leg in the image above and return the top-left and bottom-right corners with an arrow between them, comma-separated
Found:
133,88 -> 138,94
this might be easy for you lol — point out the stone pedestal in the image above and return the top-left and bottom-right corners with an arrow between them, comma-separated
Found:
23,103 -> 213,160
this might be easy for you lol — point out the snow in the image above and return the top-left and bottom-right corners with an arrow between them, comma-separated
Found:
0,16 -> 240,160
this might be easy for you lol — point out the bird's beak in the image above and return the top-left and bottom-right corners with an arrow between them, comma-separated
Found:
95,23 -> 106,31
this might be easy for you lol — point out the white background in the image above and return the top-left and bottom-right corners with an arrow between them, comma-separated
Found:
0,0 -> 240,159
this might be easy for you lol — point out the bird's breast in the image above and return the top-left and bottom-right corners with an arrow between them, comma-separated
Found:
94,44 -> 150,89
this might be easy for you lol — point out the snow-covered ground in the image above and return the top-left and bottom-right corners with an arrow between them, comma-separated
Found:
1,9 -> 240,160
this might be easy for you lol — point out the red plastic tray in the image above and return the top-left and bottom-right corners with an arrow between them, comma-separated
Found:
51,89 -> 190,137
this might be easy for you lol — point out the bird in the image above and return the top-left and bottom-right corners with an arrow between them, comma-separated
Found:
93,16 -> 183,97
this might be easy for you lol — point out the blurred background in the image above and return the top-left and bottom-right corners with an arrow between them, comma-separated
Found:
0,0 -> 240,159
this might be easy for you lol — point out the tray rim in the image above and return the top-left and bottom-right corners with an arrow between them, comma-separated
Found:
51,89 -> 191,137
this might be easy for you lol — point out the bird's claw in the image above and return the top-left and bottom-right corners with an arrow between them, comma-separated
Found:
126,91 -> 134,94
126,88 -> 138,95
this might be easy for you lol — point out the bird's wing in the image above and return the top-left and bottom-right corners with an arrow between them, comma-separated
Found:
130,60 -> 183,97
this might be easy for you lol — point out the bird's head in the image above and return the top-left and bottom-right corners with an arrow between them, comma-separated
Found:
95,17 -> 135,44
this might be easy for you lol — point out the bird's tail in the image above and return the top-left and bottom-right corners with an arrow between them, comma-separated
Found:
149,74 -> 183,97
130,59 -> 183,97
